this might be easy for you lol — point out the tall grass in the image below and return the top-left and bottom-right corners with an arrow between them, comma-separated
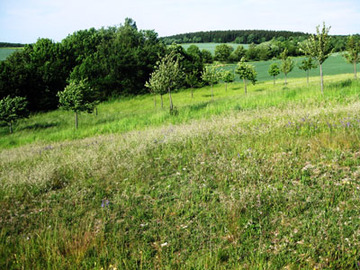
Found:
1,75 -> 360,268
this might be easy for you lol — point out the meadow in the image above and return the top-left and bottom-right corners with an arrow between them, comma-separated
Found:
1,70 -> 360,268
0,47 -> 22,61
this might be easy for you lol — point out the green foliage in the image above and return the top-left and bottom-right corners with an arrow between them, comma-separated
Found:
229,45 -> 246,62
0,96 -> 29,133
268,63 -> 280,77
58,80 -> 98,113
214,44 -> 234,62
300,22 -> 332,65
201,65 -> 221,86
57,79 -> 98,129
280,49 -> 294,84
221,70 -> 235,83
299,57 -> 317,72
343,35 -> 360,78
235,59 -> 257,84
201,49 -> 213,63
146,52 -> 184,111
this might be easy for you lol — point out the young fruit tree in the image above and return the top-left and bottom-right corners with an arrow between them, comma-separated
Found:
343,35 -> 360,79
0,96 -> 29,134
280,49 -> 294,85
57,79 -> 99,129
146,52 -> 183,113
185,71 -> 199,98
221,70 -> 235,91
201,65 -> 221,100
235,58 -> 257,95
299,57 -> 317,86
300,22 -> 332,94
145,68 -> 167,108
268,63 -> 280,85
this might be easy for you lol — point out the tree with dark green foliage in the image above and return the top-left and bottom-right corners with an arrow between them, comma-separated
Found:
221,70 -> 235,91
167,44 -> 204,88
146,52 -> 183,113
235,58 -> 257,94
343,35 -> 360,79
57,80 -> 99,129
299,57 -> 317,85
300,23 -> 332,94
280,49 -> 294,85
201,65 -> 221,100
0,96 -> 29,134
229,45 -> 246,62
201,49 -> 213,64
214,44 -> 234,62
268,63 -> 280,85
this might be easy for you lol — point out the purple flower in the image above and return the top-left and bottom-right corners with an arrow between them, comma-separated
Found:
101,199 -> 110,208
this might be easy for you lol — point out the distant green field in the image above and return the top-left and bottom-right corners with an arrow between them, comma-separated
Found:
218,53 -> 355,83
0,47 -> 22,61
181,43 -> 249,55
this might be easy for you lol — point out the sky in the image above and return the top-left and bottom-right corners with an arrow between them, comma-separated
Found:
1,0 -> 360,44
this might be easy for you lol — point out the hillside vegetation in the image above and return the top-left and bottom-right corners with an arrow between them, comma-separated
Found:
1,74 -> 360,268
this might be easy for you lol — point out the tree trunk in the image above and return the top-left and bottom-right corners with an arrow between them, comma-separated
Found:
161,95 -> 163,108
225,83 -> 228,91
95,107 -> 98,116
320,63 -> 324,94
354,61 -> 357,79
168,88 -> 173,111
191,87 -> 193,98
243,78 -> 247,95
306,70 -> 309,86
273,76 -> 276,85
75,111 -> 78,129
284,74 -> 287,85
211,84 -> 214,100
9,122 -> 13,134
154,94 -> 156,108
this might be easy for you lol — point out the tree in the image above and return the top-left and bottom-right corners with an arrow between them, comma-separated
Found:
280,49 -> 294,85
201,49 -> 213,64
185,71 -> 199,98
299,57 -> 317,86
0,96 -> 29,134
235,58 -> 257,94
343,35 -> 360,79
221,70 -> 235,91
300,22 -> 332,94
57,79 -> 98,129
214,44 -> 234,62
145,52 -> 183,113
268,63 -> 280,85
201,65 -> 221,100
229,45 -> 246,62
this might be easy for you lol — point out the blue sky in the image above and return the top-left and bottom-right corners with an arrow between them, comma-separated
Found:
1,0 -> 359,43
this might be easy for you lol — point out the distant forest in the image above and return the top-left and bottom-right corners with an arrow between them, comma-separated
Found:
0,42 -> 24,48
162,30 -> 310,44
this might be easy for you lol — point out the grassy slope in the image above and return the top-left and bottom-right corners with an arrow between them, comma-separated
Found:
0,73 -> 356,149
2,73 -> 360,268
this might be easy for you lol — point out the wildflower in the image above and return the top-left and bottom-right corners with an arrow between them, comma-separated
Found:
161,242 -> 168,247
101,199 -> 110,208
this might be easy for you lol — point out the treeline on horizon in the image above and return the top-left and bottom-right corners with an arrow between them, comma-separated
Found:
162,29 -> 309,44
0,42 -> 24,48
